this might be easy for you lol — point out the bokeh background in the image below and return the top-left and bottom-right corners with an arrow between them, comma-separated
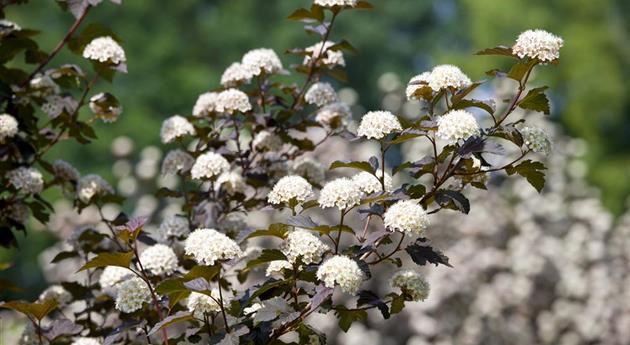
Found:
2,0 -> 630,344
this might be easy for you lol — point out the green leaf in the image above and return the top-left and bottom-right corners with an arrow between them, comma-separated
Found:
518,87 -> 550,115
507,59 -> 536,82
246,249 -> 287,269
452,99 -> 496,115
287,8 -> 315,21
390,294 -> 405,314
335,307 -> 367,332
184,265 -> 220,282
246,223 -> 289,240
330,160 -> 375,174
77,251 -> 133,272
475,45 -> 515,57
506,159 -> 546,192
0,299 -> 58,320
355,1 -> 374,9
51,251 -> 78,263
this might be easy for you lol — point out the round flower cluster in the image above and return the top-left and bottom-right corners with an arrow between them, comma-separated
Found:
89,92 -> 122,123
187,291 -> 222,318
252,130 -> 283,151
436,109 -> 480,143
82,36 -> 126,65
266,260 -> 293,277
190,152 -> 230,180
39,285 -> 72,305
318,177 -> 362,210
192,92 -> 219,117
352,171 -> 393,195
160,115 -> 195,144
405,72 -> 431,100
315,102 -> 351,128
99,266 -> 131,289
316,255 -> 364,294
427,64 -> 472,91
241,48 -> 284,75
314,0 -> 357,6
220,62 -> 257,87
216,171 -> 246,194
383,200 -> 430,235
157,215 -> 189,240
304,41 -> 345,67
52,159 -> 79,182
77,174 -> 114,203
283,229 -> 330,264
390,269 -> 430,301
161,149 -> 194,175
305,82 -> 338,107
139,244 -> 178,276
267,175 -> 313,205
521,126 -> 552,155
115,276 -> 151,313
291,156 -> 325,184
7,167 -> 44,194
71,337 -> 101,345
357,110 -> 402,140
184,228 -> 243,265
513,29 -> 563,62
0,113 -> 18,142
215,88 -> 252,114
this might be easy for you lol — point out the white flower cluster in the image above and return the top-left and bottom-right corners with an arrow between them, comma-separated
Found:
115,276 -> 151,313
184,228 -> 243,265
187,291 -> 223,318
304,41 -> 345,67
266,260 -> 293,277
436,109 -> 480,143
39,285 -> 72,305
215,88 -> 252,114
89,92 -> 122,123
357,110 -> 402,140
221,48 -> 283,87
190,152 -> 230,180
513,29 -> 563,62
268,175 -> 313,205
315,102 -> 351,128
521,126 -> 552,155
0,19 -> 21,34
314,0 -> 357,6
383,200 -> 429,235
291,156 -> 325,184
316,255 -> 364,294
82,36 -> 126,64
192,92 -> 219,117
71,338 -> 101,345
252,130 -> 283,151
283,229 -> 329,265
157,215 -> 189,240
427,64 -> 472,91
216,171 -> 246,194
99,266 -> 131,289
0,113 -> 18,142
318,177 -> 362,210
405,72 -> 431,100
390,269 -> 430,301
6,167 -> 44,194
352,171 -> 393,195
160,115 -> 195,144
162,149 -> 194,175
77,174 -> 114,203
221,62 -> 257,87
305,82 -> 339,107
139,244 -> 178,276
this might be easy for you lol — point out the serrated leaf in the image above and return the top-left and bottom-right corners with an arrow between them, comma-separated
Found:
390,294 -> 405,314
77,251 -> 133,272
246,249 -> 287,269
287,8 -> 315,21
507,60 -> 536,82
506,159 -> 546,192
0,299 -> 58,320
405,240 -> 453,268
452,99 -> 496,115
435,190 -> 470,214
335,307 -> 367,332
518,87 -> 550,115
330,160 -> 375,174
357,290 -> 389,319
246,223 -> 289,240
475,45 -> 515,57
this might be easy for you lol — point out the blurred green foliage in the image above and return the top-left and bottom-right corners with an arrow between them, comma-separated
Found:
1,0 -> 628,298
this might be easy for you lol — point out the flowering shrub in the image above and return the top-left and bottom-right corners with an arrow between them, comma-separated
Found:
1,1 -> 564,344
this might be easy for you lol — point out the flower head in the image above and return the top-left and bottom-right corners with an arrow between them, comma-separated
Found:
187,291 -> 223,318
53,159 -> 80,182
190,152 -> 230,180
436,110 -> 480,143
314,0 -> 357,6
318,177 -> 362,210
268,175 -> 313,206
406,72 -> 431,100
77,174 -> 114,203
316,255 -> 364,294
351,171 -> 393,195
305,82 -> 338,107
283,229 -> 330,265
390,269 -> 430,301
71,338 -> 101,345
520,126 -> 552,154
242,48 -> 283,75
115,277 -> 151,313
315,102 -> 351,129
157,215 -> 190,240
266,260 -> 293,277
357,110 -> 402,140
220,62 -> 256,87
160,115 -> 195,144
184,228 -> 243,265
513,29 -> 563,62
216,88 -> 252,114
139,244 -> 178,276
304,41 -> 345,67
193,92 -> 220,117
0,113 -> 18,142
89,92 -> 122,123
383,200 -> 429,235
162,149 -> 194,175
7,167 -> 44,194
82,36 -> 126,65
216,171 -> 246,194
428,64 -> 471,91
99,266 -> 131,289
